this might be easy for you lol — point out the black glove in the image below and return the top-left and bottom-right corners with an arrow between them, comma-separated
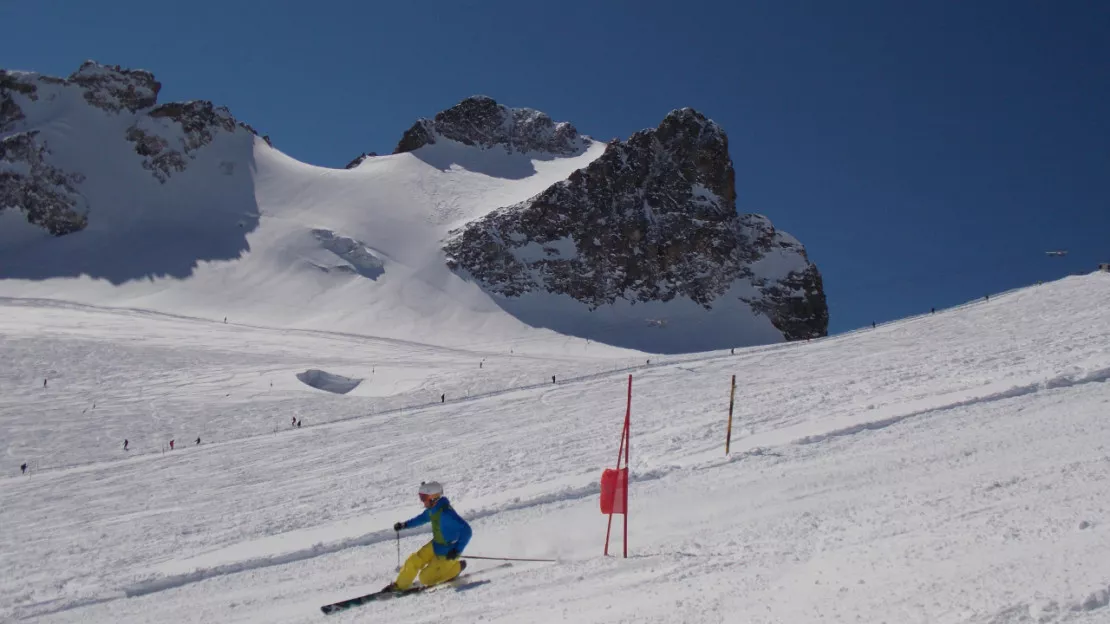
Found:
445,548 -> 459,560
393,522 -> 405,531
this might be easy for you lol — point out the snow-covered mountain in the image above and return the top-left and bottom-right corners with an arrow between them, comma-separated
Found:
1,62 -> 826,352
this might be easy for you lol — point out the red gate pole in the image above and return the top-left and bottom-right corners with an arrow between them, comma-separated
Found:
603,374 -> 633,557
603,403 -> 627,554
603,429 -> 625,555
623,374 -> 631,558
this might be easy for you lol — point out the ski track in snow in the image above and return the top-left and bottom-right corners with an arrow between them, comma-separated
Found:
2,274 -> 1110,623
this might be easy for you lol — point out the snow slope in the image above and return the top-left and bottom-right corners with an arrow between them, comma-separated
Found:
2,273 -> 1109,623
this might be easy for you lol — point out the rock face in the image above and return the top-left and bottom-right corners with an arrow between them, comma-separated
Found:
443,108 -> 828,341
0,131 -> 88,235
1,71 -> 37,132
126,100 -> 240,182
393,95 -> 586,156
67,61 -> 161,113
0,61 -> 270,234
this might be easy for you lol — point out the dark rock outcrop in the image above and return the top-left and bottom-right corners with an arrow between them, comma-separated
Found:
123,101 -> 241,182
238,121 -> 273,147
1,70 -> 37,132
345,152 -> 377,169
149,101 -> 237,146
67,61 -> 160,113
393,95 -> 585,156
443,107 -> 828,340
0,132 -> 88,235
747,264 -> 828,341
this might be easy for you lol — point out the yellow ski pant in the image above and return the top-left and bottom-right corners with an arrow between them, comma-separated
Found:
394,541 -> 461,590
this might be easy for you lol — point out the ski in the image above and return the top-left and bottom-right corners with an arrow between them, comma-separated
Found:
320,566 -> 499,615
320,585 -> 427,614
320,562 -> 511,614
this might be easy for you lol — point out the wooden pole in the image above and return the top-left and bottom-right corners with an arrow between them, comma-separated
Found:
725,374 -> 736,455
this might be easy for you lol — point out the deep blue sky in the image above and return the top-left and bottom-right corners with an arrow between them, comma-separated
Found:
3,0 -> 1107,333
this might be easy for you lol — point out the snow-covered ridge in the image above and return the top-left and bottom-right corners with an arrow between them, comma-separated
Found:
1,60 -> 824,353
1,61 -> 269,235
392,95 -> 589,157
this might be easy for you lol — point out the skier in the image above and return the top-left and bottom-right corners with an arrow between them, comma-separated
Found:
169,439 -> 174,450
21,462 -> 27,474
383,481 -> 471,592
124,439 -> 129,451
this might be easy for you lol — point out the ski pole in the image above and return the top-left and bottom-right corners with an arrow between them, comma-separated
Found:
395,531 -> 401,572
463,555 -> 557,563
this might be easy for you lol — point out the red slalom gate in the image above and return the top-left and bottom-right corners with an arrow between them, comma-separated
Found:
601,374 -> 632,557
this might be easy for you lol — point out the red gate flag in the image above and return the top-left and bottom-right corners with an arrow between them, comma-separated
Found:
600,467 -> 628,514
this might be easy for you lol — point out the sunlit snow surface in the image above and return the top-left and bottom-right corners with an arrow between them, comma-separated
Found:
3,274 -> 1110,623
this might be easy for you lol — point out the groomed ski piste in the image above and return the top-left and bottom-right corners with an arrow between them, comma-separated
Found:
3,272 -> 1110,623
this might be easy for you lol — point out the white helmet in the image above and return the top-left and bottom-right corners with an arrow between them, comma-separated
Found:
419,481 -> 443,498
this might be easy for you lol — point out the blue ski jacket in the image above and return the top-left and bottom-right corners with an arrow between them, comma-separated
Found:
404,496 -> 472,557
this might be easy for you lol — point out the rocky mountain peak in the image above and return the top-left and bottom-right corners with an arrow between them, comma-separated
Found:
653,107 -> 735,208
443,107 -> 828,343
67,60 -> 161,113
393,95 -> 585,156
1,61 -> 270,237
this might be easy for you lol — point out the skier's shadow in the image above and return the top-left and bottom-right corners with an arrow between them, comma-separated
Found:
451,579 -> 491,593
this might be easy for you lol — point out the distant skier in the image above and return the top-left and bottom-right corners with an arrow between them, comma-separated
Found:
43,378 -> 47,388
552,375 -> 556,384
441,393 -> 445,403
383,481 -> 471,593
169,439 -> 174,450
124,439 -> 129,451
292,416 -> 296,427
21,462 -> 27,474
195,436 -> 201,445
296,419 -> 302,428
